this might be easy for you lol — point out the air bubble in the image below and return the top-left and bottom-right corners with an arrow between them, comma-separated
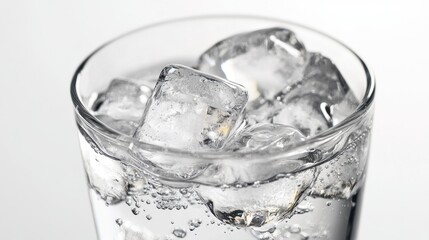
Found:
172,228 -> 187,238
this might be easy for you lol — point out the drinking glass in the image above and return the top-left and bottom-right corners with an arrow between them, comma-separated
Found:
70,16 -> 375,240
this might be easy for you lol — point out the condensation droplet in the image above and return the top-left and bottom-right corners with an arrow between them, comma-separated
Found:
146,215 -> 152,220
220,184 -> 229,191
125,197 -> 132,206
172,228 -> 187,238
115,218 -> 123,226
131,208 -> 140,215
253,181 -> 261,188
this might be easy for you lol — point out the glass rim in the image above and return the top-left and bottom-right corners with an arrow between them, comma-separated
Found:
70,15 -> 375,161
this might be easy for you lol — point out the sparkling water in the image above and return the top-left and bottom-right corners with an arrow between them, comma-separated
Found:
77,27 -> 372,240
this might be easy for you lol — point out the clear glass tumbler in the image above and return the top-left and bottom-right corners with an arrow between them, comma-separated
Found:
71,16 -> 375,240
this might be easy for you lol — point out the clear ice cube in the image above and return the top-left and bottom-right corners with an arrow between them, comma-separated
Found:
310,129 -> 370,199
245,52 -> 359,137
133,64 -> 248,151
198,27 -> 307,102
284,53 -> 351,103
95,79 -> 152,135
197,168 -> 316,228
78,133 -> 127,204
273,95 -> 334,137
226,123 -> 306,152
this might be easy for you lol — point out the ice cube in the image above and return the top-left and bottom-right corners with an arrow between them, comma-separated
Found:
284,53 -> 351,103
247,52 -> 359,137
310,129 -> 370,199
244,99 -> 285,125
78,132 -> 127,204
198,27 -> 307,102
273,95 -> 334,137
226,123 -> 306,152
331,91 -> 360,125
78,123 -> 148,204
197,168 -> 316,228
133,64 -> 248,151
94,79 -> 152,135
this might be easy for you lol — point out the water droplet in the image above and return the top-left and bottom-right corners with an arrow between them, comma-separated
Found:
115,218 -> 123,226
125,197 -> 133,206
326,201 -> 332,206
172,228 -> 187,238
146,200 -> 151,204
105,196 -> 113,206
210,220 -> 215,224
171,221 -> 175,224
220,184 -> 229,191
131,208 -> 140,215
146,215 -> 152,220
253,181 -> 261,188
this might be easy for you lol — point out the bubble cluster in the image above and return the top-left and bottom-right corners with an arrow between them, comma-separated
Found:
188,218 -> 202,231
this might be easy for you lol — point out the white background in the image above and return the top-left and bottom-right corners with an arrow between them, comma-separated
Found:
1,1 -> 428,239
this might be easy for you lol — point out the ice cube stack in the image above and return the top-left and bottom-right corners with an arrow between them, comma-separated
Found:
93,27 -> 358,153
